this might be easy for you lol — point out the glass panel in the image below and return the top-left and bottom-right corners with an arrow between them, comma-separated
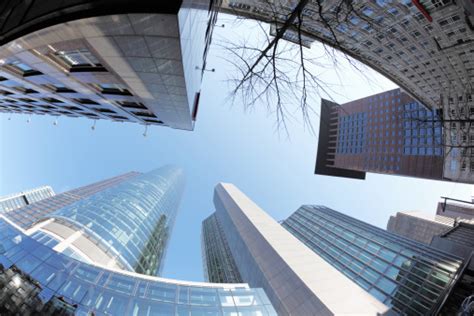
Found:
189,288 -> 219,306
147,283 -> 176,303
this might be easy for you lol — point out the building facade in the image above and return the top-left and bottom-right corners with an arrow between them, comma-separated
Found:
314,88 -> 467,182
282,205 -> 466,315
437,196 -> 474,220
0,0 -> 220,130
204,183 -> 391,315
19,166 -> 185,277
221,0 -> 473,113
0,217 -> 276,315
222,0 -> 474,182
3,171 -> 140,230
201,213 -> 243,283
386,211 -> 454,244
0,185 -> 54,213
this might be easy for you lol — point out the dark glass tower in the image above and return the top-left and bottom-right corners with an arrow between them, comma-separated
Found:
282,205 -> 465,315
201,213 -> 243,283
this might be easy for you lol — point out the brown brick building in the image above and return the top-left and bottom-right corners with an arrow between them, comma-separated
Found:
315,88 -> 446,181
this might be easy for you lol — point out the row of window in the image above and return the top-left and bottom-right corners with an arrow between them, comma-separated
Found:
0,50 -> 165,124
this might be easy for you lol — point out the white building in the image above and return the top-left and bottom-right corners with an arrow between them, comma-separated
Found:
0,1 -> 219,130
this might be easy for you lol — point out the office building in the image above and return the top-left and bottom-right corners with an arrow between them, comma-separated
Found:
387,194 -> 474,244
3,171 -> 140,230
221,0 -> 473,113
204,183 -> 390,315
202,213 -> 243,283
315,88 -> 474,183
0,186 -> 54,213
430,222 -> 474,315
17,166 -> 185,276
0,0 -> 220,130
437,196 -> 474,221
387,211 -> 454,244
0,218 -> 276,315
282,205 -> 466,315
0,170 -> 276,315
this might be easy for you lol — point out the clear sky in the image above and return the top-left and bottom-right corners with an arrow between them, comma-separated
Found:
0,16 -> 472,282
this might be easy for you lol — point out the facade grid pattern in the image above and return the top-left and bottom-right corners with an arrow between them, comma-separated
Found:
4,172 -> 139,229
202,213 -> 243,283
47,167 -> 185,276
0,186 -> 55,214
0,218 -> 276,315
282,205 -> 464,315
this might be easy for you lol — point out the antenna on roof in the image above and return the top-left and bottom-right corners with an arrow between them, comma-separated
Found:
91,120 -> 97,131
143,124 -> 148,137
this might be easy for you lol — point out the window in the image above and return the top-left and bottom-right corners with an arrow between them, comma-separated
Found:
42,97 -> 63,103
93,108 -> 115,114
13,86 -> 38,94
5,59 -> 41,76
93,83 -> 132,96
117,101 -> 147,110
73,98 -> 99,105
54,48 -> 105,72
57,48 -> 99,66
43,83 -> 76,93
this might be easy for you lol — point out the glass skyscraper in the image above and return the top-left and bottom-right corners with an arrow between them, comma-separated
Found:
202,213 -> 243,283
203,183 -> 391,315
0,218 -> 276,315
3,172 -> 139,229
282,205 -> 465,315
0,172 -> 276,315
31,166 -> 185,276
0,186 -> 55,213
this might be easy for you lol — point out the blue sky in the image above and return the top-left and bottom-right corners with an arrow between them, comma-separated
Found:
0,16 -> 472,282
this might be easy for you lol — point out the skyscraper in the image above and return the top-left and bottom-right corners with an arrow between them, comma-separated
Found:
221,1 -> 472,114
202,213 -> 243,283
282,205 -> 466,315
23,166 -> 184,276
386,211 -> 454,244
0,186 -> 54,213
0,170 -> 276,315
3,171 -> 140,230
314,88 -> 474,183
0,217 -> 276,315
204,183 -> 390,315
0,0 -> 220,130
202,184 -> 469,315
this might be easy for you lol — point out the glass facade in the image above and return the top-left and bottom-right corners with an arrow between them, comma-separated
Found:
4,172 -> 139,229
0,218 -> 276,315
336,112 -> 368,154
0,186 -> 55,214
402,101 -> 443,156
201,213 -> 243,283
47,166 -> 184,276
282,206 -> 464,315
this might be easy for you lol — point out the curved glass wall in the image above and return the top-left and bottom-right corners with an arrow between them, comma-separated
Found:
47,166 -> 185,276
0,218 -> 276,315
282,205 -> 464,315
